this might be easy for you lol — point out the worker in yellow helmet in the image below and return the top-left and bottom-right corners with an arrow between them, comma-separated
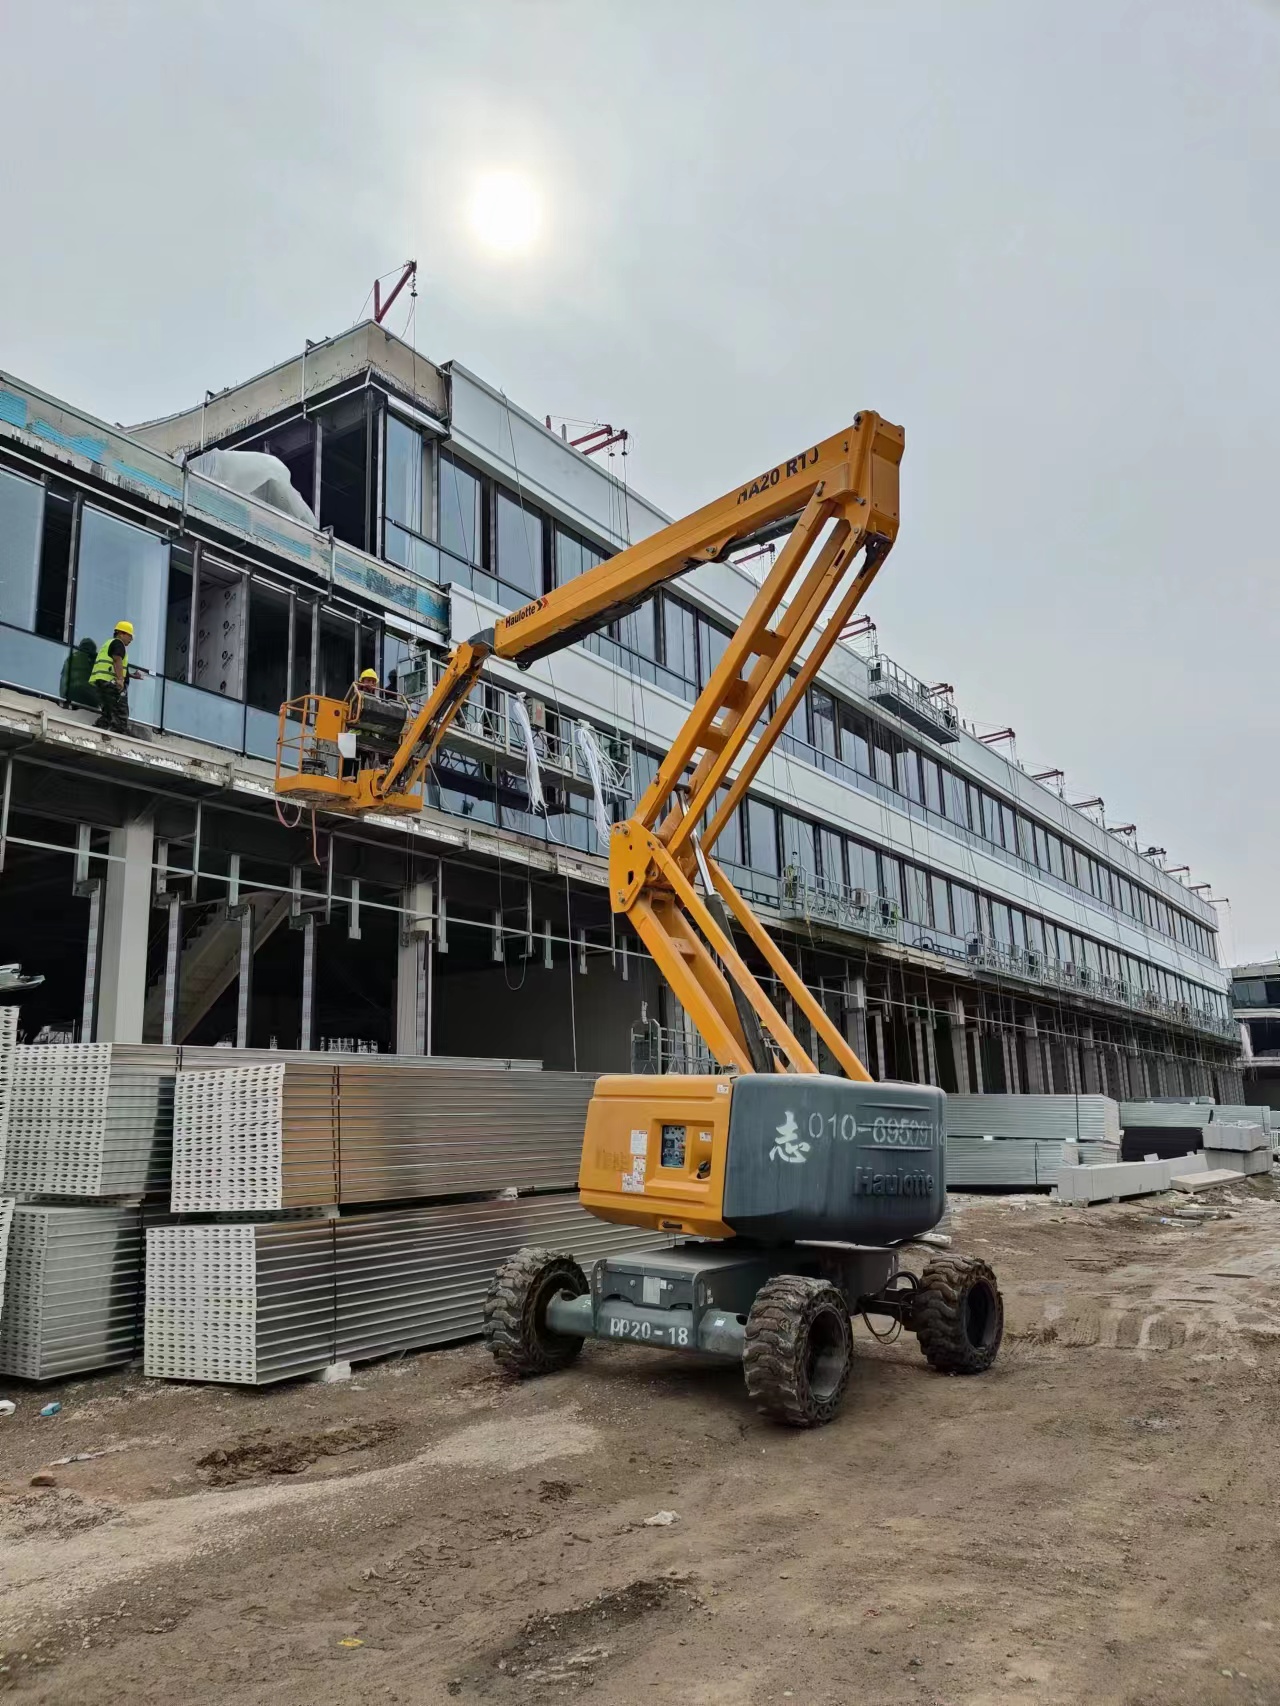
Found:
346,666 -> 406,775
88,620 -> 135,733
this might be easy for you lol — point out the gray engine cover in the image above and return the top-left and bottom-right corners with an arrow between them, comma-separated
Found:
721,1075 -> 946,1244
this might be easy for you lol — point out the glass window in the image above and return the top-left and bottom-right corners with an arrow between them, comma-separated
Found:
1061,841 -> 1078,887
74,506 -> 168,725
781,814 -> 816,874
697,614 -> 730,688
846,840 -> 877,894
384,416 -> 424,535
944,769 -> 969,827
1009,909 -> 1027,950
709,787 -> 743,864
872,728 -> 895,788
950,883 -> 978,938
921,756 -> 943,814
896,743 -> 923,803
1047,833 -> 1065,880
318,611 -> 357,698
878,853 -> 903,909
555,528 -> 583,586
495,491 -> 543,599
810,688 -> 837,756
1032,823 -> 1048,869
439,454 -> 481,566
990,901 -> 1013,946
930,874 -> 952,934
818,828 -> 845,889
838,703 -> 870,774
1016,815 -> 1035,863
746,798 -> 778,875
902,864 -> 931,924
616,599 -> 657,661
0,467 -> 42,631
1000,803 -> 1017,851
661,597 -> 698,687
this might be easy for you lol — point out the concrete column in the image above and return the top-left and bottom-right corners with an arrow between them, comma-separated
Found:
1080,1025 -> 1101,1094
96,814 -> 154,1043
396,880 -> 434,1056
1021,1014 -> 1043,1093
971,1021 -> 985,1092
1000,1026 -> 1019,1093
843,976 -> 870,1069
870,1010 -> 885,1081
924,1016 -> 939,1087
950,995 -> 970,1093
911,1016 -> 931,1086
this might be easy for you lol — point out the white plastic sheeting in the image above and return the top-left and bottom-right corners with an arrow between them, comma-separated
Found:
188,449 -> 317,527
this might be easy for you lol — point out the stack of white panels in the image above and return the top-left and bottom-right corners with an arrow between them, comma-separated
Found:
0,1196 -> 13,1335
2,1044 -> 174,1198
145,1195 -> 670,1385
1212,1105 -> 1272,1133
171,1062 -> 598,1213
945,1138 -> 1113,1189
1204,1122 -> 1271,1177
0,1005 -> 17,1179
1120,1102 -> 1210,1130
0,1204 -> 143,1379
945,1095 -> 1121,1146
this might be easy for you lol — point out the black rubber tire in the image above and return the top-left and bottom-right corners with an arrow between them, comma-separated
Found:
483,1246 -> 588,1377
912,1255 -> 1003,1374
742,1276 -> 854,1428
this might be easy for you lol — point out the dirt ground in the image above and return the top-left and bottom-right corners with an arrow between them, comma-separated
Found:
5,1182 -> 1280,1706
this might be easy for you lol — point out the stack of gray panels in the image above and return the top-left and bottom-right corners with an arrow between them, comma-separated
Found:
0,1004 -> 16,1180
0,1204 -> 143,1380
145,1196 -> 670,1385
945,1138 -> 1115,1189
945,1095 -> 1121,1146
0,1196 -> 13,1335
1,1044 -> 175,1198
1204,1122 -> 1271,1177
170,1061 -> 598,1212
1120,1101 -> 1210,1130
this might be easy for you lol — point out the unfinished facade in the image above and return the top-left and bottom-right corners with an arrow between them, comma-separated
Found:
0,326 -> 1240,1099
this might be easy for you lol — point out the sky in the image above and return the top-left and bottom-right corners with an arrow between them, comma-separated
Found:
3,0 -> 1278,965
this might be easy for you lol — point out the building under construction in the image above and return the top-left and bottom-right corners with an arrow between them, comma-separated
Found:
0,324 -> 1239,1099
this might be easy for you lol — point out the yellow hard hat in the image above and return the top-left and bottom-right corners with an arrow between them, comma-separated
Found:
115,620 -> 134,638
359,668 -> 378,683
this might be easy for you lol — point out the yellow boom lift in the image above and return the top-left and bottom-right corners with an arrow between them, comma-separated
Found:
275,412 -> 1003,1426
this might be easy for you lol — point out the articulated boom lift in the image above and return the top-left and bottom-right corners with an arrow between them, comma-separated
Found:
275,412 -> 1003,1426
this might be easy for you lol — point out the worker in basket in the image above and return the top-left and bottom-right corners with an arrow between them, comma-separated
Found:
344,667 -> 408,775
88,620 -> 139,733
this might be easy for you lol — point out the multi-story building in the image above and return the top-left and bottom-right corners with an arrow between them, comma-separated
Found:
1232,960 -> 1280,1108
0,323 -> 1239,1099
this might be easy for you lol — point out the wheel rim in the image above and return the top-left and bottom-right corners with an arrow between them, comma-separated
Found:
963,1280 -> 997,1351
805,1307 -> 848,1402
532,1268 -> 584,1345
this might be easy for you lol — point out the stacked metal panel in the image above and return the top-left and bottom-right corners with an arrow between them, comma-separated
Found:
145,1196 -> 669,1385
1212,1105 -> 1273,1133
1120,1101 -> 1210,1130
170,1062 -> 598,1212
0,1204 -> 143,1379
2,1044 -> 174,1198
0,1196 -> 13,1335
945,1138 -> 1114,1189
944,1095 -> 1121,1146
0,1004 -> 17,1180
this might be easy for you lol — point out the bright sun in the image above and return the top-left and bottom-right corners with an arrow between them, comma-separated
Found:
467,170 -> 542,256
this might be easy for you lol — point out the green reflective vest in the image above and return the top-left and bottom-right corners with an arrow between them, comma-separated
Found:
89,638 -> 124,686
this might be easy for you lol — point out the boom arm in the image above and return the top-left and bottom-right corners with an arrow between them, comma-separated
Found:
280,411 -> 904,1076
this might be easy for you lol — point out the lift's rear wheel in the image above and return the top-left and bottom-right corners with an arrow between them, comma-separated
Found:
484,1247 -> 588,1377
912,1255 -> 1003,1374
742,1276 -> 854,1428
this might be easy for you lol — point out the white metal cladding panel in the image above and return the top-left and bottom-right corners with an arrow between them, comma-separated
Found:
332,1067 -> 596,1203
0,1197 -> 13,1337
0,1205 -> 143,1380
944,1096 -> 1121,1145
0,1006 -> 16,1181
1120,1102 -> 1212,1129
171,1064 -> 294,1212
252,1221 -> 341,1383
144,1223 -> 259,1383
334,1195 -> 671,1365
4,1044 -> 112,1194
1213,1105 -> 1272,1132
174,1046 -> 543,1072
945,1138 -> 1116,1188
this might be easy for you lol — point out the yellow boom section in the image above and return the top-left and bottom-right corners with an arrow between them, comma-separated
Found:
275,411 -> 904,1077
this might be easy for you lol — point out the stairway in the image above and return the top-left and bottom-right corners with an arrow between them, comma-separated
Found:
143,892 -> 291,1042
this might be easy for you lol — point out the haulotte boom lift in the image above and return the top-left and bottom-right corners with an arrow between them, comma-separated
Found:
275,412 -> 1003,1426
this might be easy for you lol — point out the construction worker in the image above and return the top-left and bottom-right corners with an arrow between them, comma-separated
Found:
346,667 -> 406,773
89,620 -> 134,733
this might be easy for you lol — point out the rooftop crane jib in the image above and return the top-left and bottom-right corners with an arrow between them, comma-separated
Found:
274,411 -> 903,1082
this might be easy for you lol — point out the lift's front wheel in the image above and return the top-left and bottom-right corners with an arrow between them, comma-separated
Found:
742,1276 -> 854,1428
912,1255 -> 1003,1374
484,1247 -> 588,1377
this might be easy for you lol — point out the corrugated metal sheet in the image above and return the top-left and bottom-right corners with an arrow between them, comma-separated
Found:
944,1095 -> 1121,1145
946,1137 -> 1118,1189
146,1194 -> 670,1385
0,1204 -> 143,1380
0,1006 -> 17,1180
171,1063 -> 599,1213
0,1197 -> 13,1337
1120,1101 -> 1211,1129
2,1045 -> 174,1197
